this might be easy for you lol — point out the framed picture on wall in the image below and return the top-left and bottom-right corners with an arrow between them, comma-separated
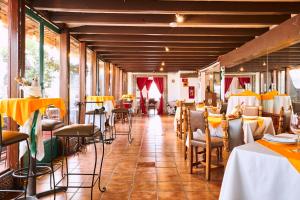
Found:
182,78 -> 188,87
189,86 -> 195,99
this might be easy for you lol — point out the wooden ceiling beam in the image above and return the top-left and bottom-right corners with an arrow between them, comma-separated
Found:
98,52 -> 225,56
93,47 -> 234,52
70,26 -> 268,36
51,12 -> 290,28
33,0 -> 300,15
88,42 -> 242,48
219,14 -> 300,67
77,34 -> 252,43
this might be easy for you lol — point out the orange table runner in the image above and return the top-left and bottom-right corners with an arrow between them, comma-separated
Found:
243,117 -> 264,128
0,98 -> 66,126
261,90 -> 288,100
257,139 -> 300,173
208,116 -> 222,128
231,90 -> 261,100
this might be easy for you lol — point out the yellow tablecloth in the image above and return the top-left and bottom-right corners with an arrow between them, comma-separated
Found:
208,116 -> 222,128
0,98 -> 66,126
121,94 -> 135,100
86,96 -> 115,106
257,139 -> 300,173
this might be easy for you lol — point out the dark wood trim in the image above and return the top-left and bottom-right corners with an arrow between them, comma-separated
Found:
79,42 -> 86,123
91,51 -> 97,96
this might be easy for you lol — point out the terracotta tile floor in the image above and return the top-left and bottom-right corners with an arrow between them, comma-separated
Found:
38,115 -> 223,200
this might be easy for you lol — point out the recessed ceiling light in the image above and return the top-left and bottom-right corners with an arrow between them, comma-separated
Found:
161,61 -> 165,66
160,67 -> 164,71
169,22 -> 177,27
165,47 -> 170,52
176,13 -> 184,23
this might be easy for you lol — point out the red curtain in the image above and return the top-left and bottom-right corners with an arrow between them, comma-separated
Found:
238,77 -> 250,89
154,77 -> 164,115
145,79 -> 153,99
225,77 -> 233,93
137,77 -> 148,114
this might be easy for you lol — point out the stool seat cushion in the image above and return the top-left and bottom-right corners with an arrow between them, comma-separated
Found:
42,119 -> 64,131
53,124 -> 98,137
2,131 -> 28,146
112,108 -> 129,114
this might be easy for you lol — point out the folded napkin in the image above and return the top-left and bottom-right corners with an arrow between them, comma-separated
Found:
263,133 -> 298,143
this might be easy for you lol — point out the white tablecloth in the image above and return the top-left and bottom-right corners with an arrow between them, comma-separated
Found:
227,96 -> 260,115
243,117 -> 275,143
19,112 -> 44,161
85,100 -> 115,131
262,96 -> 292,114
220,142 -> 300,200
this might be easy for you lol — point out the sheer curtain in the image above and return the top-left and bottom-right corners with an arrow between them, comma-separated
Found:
154,77 -> 164,115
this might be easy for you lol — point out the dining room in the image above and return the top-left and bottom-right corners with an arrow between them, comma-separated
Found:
1,0 -> 300,200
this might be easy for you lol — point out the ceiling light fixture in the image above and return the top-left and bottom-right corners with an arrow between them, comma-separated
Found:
161,61 -> 165,66
160,67 -> 164,71
239,67 -> 245,72
169,22 -> 177,27
175,13 -> 184,23
262,61 -> 266,66
165,47 -> 170,52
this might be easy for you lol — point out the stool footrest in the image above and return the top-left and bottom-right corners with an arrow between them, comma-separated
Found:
13,165 -> 52,178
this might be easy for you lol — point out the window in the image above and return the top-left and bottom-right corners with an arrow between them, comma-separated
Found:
86,49 -> 92,96
44,27 -> 60,97
289,68 -> 300,102
0,0 -> 8,173
69,37 -> 80,124
25,15 -> 40,82
98,60 -> 105,95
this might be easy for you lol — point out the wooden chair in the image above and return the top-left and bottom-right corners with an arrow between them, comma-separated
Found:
262,106 -> 291,134
176,101 -> 184,138
186,108 -> 224,181
242,106 -> 262,117
221,113 -> 244,166
148,98 -> 157,115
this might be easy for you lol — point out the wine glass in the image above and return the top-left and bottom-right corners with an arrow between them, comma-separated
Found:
291,113 -> 300,153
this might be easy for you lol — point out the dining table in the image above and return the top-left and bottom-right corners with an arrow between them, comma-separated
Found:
0,97 -> 66,197
261,91 -> 292,114
226,90 -> 261,115
85,96 -> 115,131
219,141 -> 300,200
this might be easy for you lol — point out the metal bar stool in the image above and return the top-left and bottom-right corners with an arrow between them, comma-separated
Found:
0,114 -> 30,199
53,108 -> 106,199
111,108 -> 133,143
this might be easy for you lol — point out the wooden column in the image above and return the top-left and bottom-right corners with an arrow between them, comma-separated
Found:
114,67 -> 120,99
60,29 -> 70,124
110,64 -> 115,96
79,42 -> 86,123
7,0 -> 25,169
91,51 -> 97,96
119,69 -> 123,97
123,72 -> 128,94
104,62 -> 110,96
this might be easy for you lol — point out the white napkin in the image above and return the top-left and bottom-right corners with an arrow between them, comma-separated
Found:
193,129 -> 204,140
263,133 -> 297,143
209,113 -> 222,118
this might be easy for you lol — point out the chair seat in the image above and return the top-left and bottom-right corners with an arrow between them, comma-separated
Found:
191,135 -> 223,148
42,119 -> 64,131
2,131 -> 28,146
53,124 -> 98,137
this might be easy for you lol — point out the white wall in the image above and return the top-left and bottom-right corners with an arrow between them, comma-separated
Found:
167,72 -> 180,102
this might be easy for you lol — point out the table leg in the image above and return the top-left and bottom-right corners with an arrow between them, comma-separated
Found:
27,156 -> 36,196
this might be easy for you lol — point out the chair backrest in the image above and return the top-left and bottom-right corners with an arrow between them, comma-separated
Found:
184,101 -> 196,111
222,114 -> 243,151
148,98 -> 156,104
243,106 -> 259,116
189,109 -> 206,133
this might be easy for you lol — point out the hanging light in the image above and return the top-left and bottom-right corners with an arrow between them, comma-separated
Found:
175,13 -> 185,23
239,67 -> 245,72
165,47 -> 170,52
161,61 -> 165,66
160,67 -> 164,71
169,22 -> 177,27
262,61 -> 266,66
